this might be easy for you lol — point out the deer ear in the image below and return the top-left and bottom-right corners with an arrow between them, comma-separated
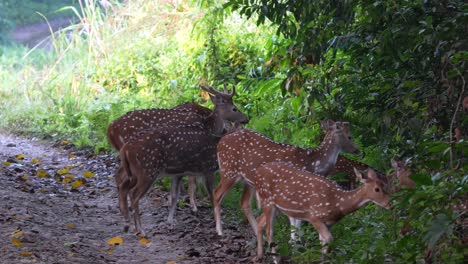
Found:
353,167 -> 368,183
366,168 -> 378,181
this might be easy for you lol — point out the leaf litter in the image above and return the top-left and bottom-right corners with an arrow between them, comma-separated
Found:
0,132 -> 255,263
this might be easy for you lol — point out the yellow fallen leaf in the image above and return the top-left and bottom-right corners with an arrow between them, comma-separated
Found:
62,174 -> 75,183
166,261 -> 177,264
11,230 -> 24,239
3,161 -> 11,166
19,251 -> 32,257
16,154 -> 25,160
66,223 -> 76,229
31,157 -> 41,165
20,175 -> 28,181
139,237 -> 151,246
107,236 -> 123,245
40,189 -> 47,193
57,167 -> 69,175
71,180 -> 83,189
36,170 -> 49,178
107,248 -> 114,254
69,153 -> 75,159
60,140 -> 69,145
83,171 -> 95,178
12,238 -> 24,247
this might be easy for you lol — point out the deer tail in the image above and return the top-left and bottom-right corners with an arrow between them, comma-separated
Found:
119,144 -> 134,183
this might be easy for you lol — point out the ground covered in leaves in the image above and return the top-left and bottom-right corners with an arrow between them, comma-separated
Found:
0,132 -> 253,263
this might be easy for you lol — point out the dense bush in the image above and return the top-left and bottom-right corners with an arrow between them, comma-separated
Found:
0,0 -> 465,263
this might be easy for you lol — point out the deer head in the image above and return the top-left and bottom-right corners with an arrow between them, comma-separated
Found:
353,167 -> 392,209
201,84 -> 249,128
390,159 -> 416,191
320,120 -> 362,156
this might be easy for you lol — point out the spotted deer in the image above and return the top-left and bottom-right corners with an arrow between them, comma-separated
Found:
388,159 -> 416,192
288,158 -> 415,240
329,157 -> 386,190
213,120 -> 361,236
117,85 -> 248,237
108,86 -> 240,214
254,162 -> 391,260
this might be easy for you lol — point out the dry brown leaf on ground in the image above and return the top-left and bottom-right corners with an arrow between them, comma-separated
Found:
107,236 -> 123,246
83,171 -> 95,178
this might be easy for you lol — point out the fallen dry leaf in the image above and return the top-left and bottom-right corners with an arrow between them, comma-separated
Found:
36,170 -> 49,178
139,237 -> 151,246
19,251 -> 32,257
62,174 -> 75,183
16,154 -> 25,160
71,179 -> 83,189
12,238 -> 24,248
166,261 -> 177,264
66,223 -> 76,229
68,153 -> 75,159
31,157 -> 41,165
83,171 -> 95,178
11,230 -> 24,239
107,236 -> 123,246
107,248 -> 114,254
60,140 -> 69,145
57,167 -> 70,175
3,161 -> 11,166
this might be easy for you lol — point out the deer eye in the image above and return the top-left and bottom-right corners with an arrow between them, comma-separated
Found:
375,187 -> 380,192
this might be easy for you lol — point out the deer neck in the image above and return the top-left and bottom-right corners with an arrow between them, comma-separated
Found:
204,111 -> 225,136
336,187 -> 371,216
309,132 -> 341,175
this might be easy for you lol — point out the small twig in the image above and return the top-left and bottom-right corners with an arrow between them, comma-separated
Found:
448,60 -> 466,169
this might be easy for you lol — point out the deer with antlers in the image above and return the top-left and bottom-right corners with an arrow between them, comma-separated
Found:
253,162 -> 391,260
213,120 -> 362,236
115,85 -> 248,237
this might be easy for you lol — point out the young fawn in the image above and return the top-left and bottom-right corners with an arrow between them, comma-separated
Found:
254,162 -> 391,260
214,120 -> 362,236
117,85 -> 248,237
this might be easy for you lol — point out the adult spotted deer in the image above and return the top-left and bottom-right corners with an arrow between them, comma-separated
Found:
108,86 -> 240,214
213,120 -> 361,236
288,158 -> 415,240
254,162 -> 391,260
116,85 -> 248,237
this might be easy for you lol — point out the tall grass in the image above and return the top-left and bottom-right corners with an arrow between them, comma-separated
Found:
0,0 -> 274,151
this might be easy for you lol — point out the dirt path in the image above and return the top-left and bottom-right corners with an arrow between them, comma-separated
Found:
0,133 -> 252,264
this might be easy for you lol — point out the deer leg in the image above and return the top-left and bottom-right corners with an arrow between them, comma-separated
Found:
213,177 -> 238,236
188,176 -> 198,212
288,217 -> 302,242
204,172 -> 215,205
240,184 -> 257,235
264,206 -> 277,255
310,220 -> 333,254
129,176 -> 154,238
118,176 -> 132,232
254,212 -> 267,261
167,175 -> 183,226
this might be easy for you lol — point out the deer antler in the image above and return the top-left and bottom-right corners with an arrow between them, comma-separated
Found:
201,84 -> 235,98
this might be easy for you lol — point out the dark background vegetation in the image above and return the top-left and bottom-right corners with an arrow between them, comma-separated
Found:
0,0 -> 466,263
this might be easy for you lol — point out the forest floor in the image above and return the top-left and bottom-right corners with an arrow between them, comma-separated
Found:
0,132 -> 255,264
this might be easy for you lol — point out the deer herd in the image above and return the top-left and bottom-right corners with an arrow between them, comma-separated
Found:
107,84 -> 416,261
